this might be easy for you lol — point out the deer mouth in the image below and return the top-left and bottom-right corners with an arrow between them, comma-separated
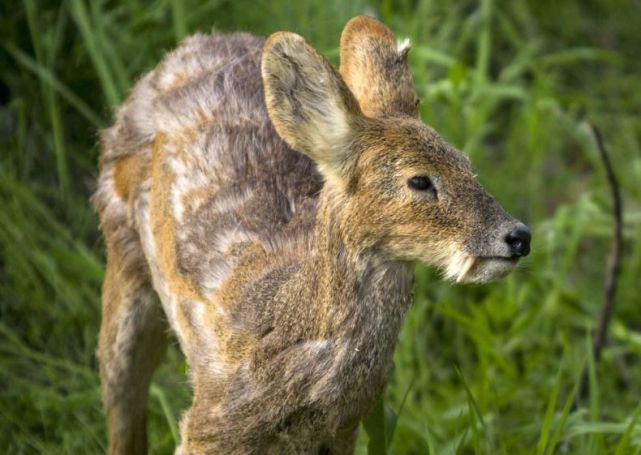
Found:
454,255 -> 519,283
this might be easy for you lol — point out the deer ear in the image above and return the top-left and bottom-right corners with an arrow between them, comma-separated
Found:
340,16 -> 419,118
262,32 -> 365,179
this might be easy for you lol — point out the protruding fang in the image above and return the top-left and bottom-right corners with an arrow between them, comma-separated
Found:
456,256 -> 476,283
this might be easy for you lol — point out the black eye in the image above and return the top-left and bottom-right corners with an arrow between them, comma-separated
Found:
407,176 -> 434,192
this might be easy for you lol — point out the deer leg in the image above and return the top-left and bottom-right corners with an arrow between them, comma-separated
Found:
98,247 -> 168,455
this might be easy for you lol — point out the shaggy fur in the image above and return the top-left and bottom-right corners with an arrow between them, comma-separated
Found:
93,16 -> 529,454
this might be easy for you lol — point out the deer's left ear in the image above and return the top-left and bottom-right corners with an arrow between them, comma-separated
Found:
262,32 -> 365,180
340,16 -> 419,119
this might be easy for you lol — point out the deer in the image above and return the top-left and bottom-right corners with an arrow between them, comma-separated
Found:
92,15 -> 531,454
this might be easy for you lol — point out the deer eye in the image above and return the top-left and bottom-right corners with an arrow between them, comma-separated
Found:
407,176 -> 434,192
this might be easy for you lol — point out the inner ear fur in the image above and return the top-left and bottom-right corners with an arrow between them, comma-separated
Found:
261,32 -> 366,180
340,16 -> 419,119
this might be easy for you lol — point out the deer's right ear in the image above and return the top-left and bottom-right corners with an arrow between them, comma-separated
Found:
262,32 -> 365,180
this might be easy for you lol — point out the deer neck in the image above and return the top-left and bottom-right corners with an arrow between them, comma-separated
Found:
312,186 -> 414,341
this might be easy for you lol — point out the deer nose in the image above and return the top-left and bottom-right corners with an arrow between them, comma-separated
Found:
505,223 -> 531,257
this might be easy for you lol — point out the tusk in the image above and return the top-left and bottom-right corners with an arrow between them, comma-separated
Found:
456,256 -> 476,283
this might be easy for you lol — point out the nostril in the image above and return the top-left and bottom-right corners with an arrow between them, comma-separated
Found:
505,223 -> 531,257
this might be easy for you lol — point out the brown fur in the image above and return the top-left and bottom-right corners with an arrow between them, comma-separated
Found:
340,16 -> 418,118
93,16 -> 529,454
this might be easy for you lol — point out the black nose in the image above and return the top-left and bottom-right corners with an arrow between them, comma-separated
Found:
505,223 -> 531,257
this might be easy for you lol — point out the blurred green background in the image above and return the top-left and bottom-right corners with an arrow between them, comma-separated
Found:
1,0 -> 640,453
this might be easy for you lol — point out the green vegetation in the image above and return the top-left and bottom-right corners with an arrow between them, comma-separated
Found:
1,0 -> 640,453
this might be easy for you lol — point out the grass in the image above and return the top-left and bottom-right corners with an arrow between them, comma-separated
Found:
1,0 -> 640,453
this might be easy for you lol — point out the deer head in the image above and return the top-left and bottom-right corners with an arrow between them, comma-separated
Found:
261,17 -> 530,283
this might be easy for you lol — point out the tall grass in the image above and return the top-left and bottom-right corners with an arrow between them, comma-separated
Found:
1,0 -> 640,453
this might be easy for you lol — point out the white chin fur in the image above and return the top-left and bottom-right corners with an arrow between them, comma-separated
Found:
444,251 -> 474,282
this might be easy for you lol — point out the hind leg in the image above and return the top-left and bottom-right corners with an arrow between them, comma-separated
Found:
98,242 -> 168,455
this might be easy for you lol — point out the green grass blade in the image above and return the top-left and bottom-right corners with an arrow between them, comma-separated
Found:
363,398 -> 387,455
23,0 -> 69,197
387,377 -> 415,446
68,0 -> 121,107
170,0 -> 188,43
456,366 -> 491,454
4,43 -> 104,126
537,366 -> 562,455
151,384 -> 179,445
614,402 -> 641,455
475,0 -> 494,84
545,359 -> 585,455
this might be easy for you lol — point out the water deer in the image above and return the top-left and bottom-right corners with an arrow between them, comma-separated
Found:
93,16 -> 531,454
